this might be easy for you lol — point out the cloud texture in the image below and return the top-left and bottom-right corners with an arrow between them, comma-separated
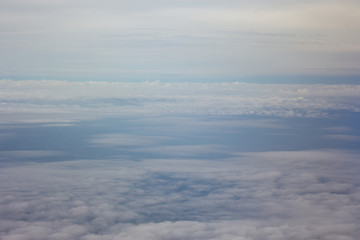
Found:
0,150 -> 359,240
1,80 -> 360,124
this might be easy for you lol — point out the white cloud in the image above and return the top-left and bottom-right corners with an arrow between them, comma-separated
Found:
0,149 -> 359,239
1,80 -> 359,124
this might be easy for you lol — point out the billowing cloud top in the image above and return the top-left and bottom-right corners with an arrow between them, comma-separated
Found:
1,149 -> 360,240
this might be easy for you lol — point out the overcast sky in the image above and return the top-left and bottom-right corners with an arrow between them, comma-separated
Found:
1,0 -> 360,81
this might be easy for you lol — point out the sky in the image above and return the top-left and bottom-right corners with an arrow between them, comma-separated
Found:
1,1 -> 360,240
1,0 -> 360,81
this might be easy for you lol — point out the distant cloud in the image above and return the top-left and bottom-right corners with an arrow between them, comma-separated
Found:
137,144 -> 226,157
1,80 -> 360,124
89,133 -> 226,158
89,133 -> 169,147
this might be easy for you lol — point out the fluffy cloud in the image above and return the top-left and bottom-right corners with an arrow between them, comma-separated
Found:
0,149 -> 359,239
1,80 -> 359,124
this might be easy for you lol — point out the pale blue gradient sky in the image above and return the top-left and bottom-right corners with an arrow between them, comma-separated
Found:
1,0 -> 360,81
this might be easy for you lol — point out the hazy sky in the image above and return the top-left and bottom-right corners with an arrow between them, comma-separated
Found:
1,0 -> 360,81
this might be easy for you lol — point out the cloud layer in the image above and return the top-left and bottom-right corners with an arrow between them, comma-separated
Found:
0,149 -> 359,240
1,78 -> 359,239
1,80 -> 360,124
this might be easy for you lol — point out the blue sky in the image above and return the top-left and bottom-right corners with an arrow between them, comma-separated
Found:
1,0 -> 360,81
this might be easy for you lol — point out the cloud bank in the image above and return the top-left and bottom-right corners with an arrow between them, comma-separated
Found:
1,80 -> 360,124
0,149 -> 359,240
